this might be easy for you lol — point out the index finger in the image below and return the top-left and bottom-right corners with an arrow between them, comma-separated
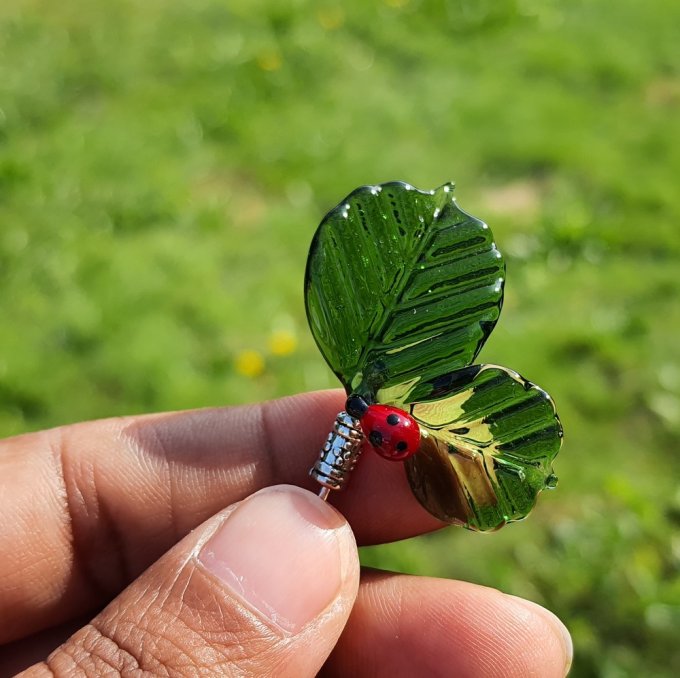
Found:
0,390 -> 441,644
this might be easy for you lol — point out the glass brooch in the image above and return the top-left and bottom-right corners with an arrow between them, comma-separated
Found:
305,181 -> 562,531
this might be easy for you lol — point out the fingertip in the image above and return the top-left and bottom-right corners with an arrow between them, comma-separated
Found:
327,574 -> 573,678
198,484 -> 359,634
504,595 -> 573,676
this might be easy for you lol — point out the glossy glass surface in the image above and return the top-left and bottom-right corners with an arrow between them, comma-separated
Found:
405,365 -> 562,531
305,182 -> 504,399
305,181 -> 562,529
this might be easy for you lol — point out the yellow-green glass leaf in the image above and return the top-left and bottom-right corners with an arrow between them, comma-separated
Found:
305,182 -> 504,398
404,365 -> 562,531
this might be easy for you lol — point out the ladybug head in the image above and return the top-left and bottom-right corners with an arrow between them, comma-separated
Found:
345,394 -> 369,419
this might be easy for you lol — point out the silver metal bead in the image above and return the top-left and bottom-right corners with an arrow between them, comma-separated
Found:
310,411 -> 364,494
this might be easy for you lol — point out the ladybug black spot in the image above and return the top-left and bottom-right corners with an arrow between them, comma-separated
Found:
369,430 -> 383,446
396,441 -> 408,452
386,413 -> 400,426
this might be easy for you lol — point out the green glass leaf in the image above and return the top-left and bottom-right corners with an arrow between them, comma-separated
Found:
404,365 -> 562,531
305,182 -> 504,400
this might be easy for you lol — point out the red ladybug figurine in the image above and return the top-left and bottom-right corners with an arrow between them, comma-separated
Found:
345,395 -> 421,461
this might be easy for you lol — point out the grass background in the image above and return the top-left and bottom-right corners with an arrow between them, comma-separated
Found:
1,0 -> 679,675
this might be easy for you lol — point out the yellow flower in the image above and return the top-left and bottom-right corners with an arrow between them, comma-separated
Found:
235,350 -> 265,378
268,330 -> 298,356
317,7 -> 345,31
256,50 -> 282,72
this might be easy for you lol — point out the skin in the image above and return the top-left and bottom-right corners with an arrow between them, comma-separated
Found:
0,390 -> 572,677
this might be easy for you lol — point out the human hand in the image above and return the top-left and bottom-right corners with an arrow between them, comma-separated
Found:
0,391 -> 572,677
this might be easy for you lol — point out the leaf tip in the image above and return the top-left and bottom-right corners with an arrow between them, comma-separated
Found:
433,180 -> 456,194
431,181 -> 456,210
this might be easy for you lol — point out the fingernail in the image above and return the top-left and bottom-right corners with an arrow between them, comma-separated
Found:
198,485 -> 352,633
507,595 -> 573,675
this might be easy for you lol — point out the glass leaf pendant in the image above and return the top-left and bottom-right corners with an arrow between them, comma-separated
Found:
305,181 -> 563,531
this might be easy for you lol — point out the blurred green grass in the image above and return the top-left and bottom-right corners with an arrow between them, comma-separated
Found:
1,0 -> 679,675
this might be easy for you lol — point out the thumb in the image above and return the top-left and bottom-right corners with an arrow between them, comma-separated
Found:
29,486 -> 359,677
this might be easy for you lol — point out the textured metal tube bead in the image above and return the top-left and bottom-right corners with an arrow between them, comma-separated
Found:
310,411 -> 364,491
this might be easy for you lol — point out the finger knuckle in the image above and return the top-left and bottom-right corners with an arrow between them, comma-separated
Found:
50,426 -> 134,599
45,621 -> 154,677
45,567 -> 281,676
